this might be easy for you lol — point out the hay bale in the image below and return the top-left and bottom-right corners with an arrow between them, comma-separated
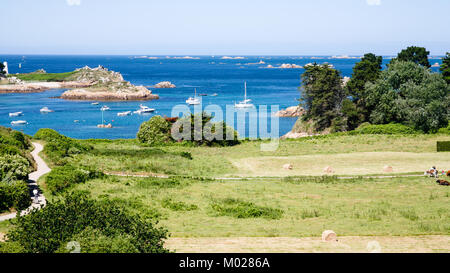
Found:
321,230 -> 337,242
323,166 -> 334,174
283,164 -> 293,170
383,166 -> 393,173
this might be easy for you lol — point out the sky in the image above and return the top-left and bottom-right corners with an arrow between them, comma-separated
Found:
1,0 -> 449,55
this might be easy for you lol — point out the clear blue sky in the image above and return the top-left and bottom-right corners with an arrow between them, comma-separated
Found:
1,0 -> 449,55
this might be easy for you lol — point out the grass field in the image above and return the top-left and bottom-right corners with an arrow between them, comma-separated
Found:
68,134 -> 450,177
71,175 -> 450,238
26,133 -> 450,252
11,71 -> 76,82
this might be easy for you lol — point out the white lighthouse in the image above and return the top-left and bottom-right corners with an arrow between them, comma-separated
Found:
2,62 -> 8,75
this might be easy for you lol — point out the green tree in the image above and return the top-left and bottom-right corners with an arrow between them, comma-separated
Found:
391,46 -> 431,68
299,63 -> 346,132
6,192 -> 169,253
137,115 -> 172,145
172,112 -> 239,146
440,52 -> 450,84
365,61 -> 449,132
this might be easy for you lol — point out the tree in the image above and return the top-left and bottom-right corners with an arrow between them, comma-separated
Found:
364,61 -> 449,132
137,116 -> 172,145
391,46 -> 431,68
5,192 -> 169,253
299,63 -> 346,132
345,53 -> 383,125
440,52 -> 450,84
171,112 -> 239,146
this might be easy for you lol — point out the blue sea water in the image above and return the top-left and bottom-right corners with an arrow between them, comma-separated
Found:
0,55 -> 443,139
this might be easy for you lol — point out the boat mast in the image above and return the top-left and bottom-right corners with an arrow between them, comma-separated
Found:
244,81 -> 247,101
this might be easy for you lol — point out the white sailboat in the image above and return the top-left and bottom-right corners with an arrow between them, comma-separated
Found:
186,88 -> 201,105
100,105 -> 110,111
234,82 -> 254,108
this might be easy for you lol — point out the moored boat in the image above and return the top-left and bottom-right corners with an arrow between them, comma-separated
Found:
11,120 -> 27,125
117,111 -> 132,116
9,111 -> 23,117
40,107 -> 54,113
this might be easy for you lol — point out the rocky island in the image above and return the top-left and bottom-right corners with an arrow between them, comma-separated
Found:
0,65 -> 159,101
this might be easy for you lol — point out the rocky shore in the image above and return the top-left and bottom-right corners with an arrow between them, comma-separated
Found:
153,81 -> 176,88
60,86 -> 158,101
0,66 -> 159,101
0,81 -> 92,93
274,106 -> 305,117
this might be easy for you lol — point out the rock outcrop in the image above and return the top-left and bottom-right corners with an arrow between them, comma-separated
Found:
0,81 -> 91,93
61,85 -> 158,101
0,65 -> 159,101
154,81 -> 176,88
274,106 -> 305,117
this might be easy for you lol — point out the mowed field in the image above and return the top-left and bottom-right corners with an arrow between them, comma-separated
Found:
35,133 -> 450,252
70,134 -> 450,177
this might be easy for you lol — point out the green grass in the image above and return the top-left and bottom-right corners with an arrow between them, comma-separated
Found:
71,175 -> 450,237
57,134 -> 450,178
13,71 -> 76,82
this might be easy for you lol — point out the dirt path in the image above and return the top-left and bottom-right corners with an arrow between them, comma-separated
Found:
0,142 -> 50,222
166,236 -> 450,253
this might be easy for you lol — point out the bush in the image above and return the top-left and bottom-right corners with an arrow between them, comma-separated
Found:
161,198 -> 198,211
0,154 -> 32,182
0,127 -> 31,157
34,129 -> 92,165
354,123 -> 416,135
6,192 -> 169,253
437,124 -> 450,135
56,227 -> 139,253
0,181 -> 31,211
137,116 -> 172,145
171,112 -> 240,146
45,165 -> 104,194
437,141 -> 450,152
211,198 -> 283,219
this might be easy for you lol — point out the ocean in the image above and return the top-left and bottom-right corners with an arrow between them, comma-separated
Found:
0,55 -> 443,139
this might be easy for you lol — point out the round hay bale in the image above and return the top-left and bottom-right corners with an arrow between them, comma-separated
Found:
366,240 -> 382,253
321,230 -> 337,242
383,166 -> 393,173
323,166 -> 334,174
283,164 -> 293,170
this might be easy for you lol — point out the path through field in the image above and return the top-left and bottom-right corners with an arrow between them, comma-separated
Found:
0,142 -> 50,222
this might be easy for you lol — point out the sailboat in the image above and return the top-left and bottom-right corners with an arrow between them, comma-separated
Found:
186,88 -> 201,105
234,82 -> 254,108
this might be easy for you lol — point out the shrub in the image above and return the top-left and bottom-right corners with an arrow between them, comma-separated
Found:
45,165 -> 103,194
161,198 -> 198,211
0,181 -> 31,211
0,154 -> 32,182
355,123 -> 416,135
7,192 -> 169,253
137,116 -> 171,145
34,129 -> 92,165
437,141 -> 450,152
437,124 -> 450,135
211,198 -> 283,219
171,112 -> 240,146
56,227 -> 139,253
